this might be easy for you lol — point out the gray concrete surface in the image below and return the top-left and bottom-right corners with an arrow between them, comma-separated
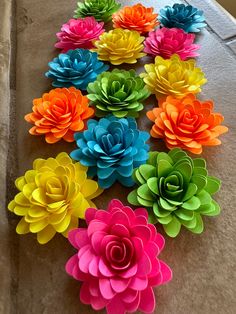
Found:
187,0 -> 236,39
1,0 -> 236,313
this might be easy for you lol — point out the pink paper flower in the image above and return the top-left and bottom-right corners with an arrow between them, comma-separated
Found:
66,199 -> 172,314
144,27 -> 200,60
55,17 -> 105,52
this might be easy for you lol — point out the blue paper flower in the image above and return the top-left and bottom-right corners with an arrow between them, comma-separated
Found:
45,49 -> 109,90
158,4 -> 206,33
70,116 -> 150,188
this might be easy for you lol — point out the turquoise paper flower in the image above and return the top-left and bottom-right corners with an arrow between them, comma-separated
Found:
70,116 -> 150,188
45,49 -> 109,90
158,4 -> 206,33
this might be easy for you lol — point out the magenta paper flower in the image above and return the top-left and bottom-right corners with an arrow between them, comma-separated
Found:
144,27 -> 200,60
55,17 -> 105,52
66,199 -> 172,314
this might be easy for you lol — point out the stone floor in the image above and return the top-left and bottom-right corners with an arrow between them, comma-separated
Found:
1,0 -> 236,313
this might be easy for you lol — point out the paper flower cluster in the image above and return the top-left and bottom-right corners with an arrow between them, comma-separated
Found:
93,28 -> 146,65
159,3 -> 206,33
25,87 -> 94,143
8,153 -> 103,244
8,1 -> 229,313
147,94 -> 228,154
74,0 -> 121,23
128,148 -> 221,237
70,116 -> 150,188
45,49 -> 109,90
87,69 -> 150,118
112,3 -> 159,34
55,17 -> 105,52
141,54 -> 207,99
144,27 -> 200,60
66,199 -> 172,314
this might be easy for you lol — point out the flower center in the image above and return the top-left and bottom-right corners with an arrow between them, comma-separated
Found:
178,109 -> 202,131
105,238 -> 134,271
110,244 -> 126,262
43,175 -> 68,209
107,77 -> 135,103
160,171 -> 184,201
98,122 -> 128,156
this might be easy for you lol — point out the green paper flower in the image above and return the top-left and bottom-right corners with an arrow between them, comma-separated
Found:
87,69 -> 151,118
74,0 -> 121,23
128,148 -> 221,237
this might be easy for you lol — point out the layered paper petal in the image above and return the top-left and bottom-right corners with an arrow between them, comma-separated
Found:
74,0 -> 121,23
144,27 -> 200,60
45,48 -> 109,90
112,3 -> 159,34
141,54 -> 207,99
8,153 -> 103,244
147,94 -> 228,154
25,87 -> 94,143
87,69 -> 150,118
93,28 -> 146,65
55,17 -> 105,52
128,148 -> 222,237
158,3 -> 207,33
70,116 -> 150,189
65,200 -> 172,313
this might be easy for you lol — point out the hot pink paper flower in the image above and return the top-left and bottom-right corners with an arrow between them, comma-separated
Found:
55,17 -> 105,52
66,199 -> 172,314
144,27 -> 200,60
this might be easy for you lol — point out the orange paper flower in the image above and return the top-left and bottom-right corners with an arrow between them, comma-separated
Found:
147,94 -> 228,154
112,3 -> 159,34
25,87 -> 94,144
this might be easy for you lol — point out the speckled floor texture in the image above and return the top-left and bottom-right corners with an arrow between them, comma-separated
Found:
1,0 -> 236,313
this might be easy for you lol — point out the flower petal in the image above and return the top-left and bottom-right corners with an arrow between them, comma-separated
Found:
139,287 -> 155,313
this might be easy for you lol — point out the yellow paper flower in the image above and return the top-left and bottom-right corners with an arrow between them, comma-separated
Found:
8,153 -> 103,244
140,54 -> 207,99
93,28 -> 146,65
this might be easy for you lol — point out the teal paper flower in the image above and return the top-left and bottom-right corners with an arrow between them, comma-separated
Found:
128,148 -> 221,237
45,49 -> 109,90
70,116 -> 150,189
158,4 -> 206,33
74,0 -> 121,23
87,69 -> 150,118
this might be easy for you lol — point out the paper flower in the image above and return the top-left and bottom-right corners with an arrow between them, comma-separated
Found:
141,54 -> 207,99
45,49 -> 109,90
70,116 -> 150,188
74,0 -> 121,23
147,94 -> 228,154
112,3 -> 159,34
144,27 -> 200,60
55,17 -> 105,52
66,199 -> 172,313
158,3 -> 206,33
93,29 -> 146,65
24,87 -> 94,144
128,148 -> 221,237
87,69 -> 150,118
8,153 -> 103,244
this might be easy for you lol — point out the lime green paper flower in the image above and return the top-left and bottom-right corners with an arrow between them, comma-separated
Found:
74,0 -> 121,23
128,148 -> 221,237
87,69 -> 150,118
